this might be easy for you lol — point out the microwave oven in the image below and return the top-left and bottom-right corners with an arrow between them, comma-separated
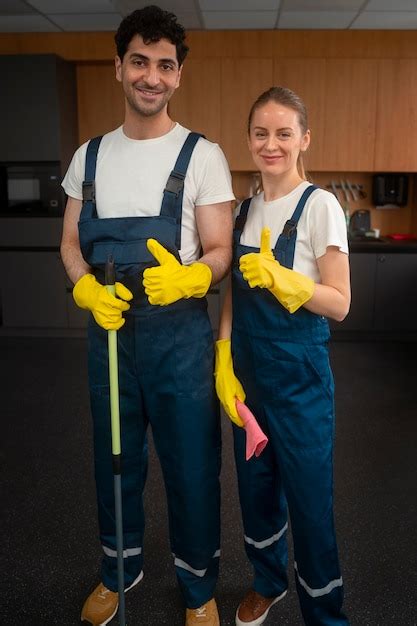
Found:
0,162 -> 65,216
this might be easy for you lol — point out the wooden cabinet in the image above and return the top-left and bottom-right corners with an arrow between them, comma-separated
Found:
319,59 -> 378,172
77,62 -> 124,144
0,219 -> 89,333
220,58 -> 378,172
331,251 -> 417,334
220,58 -> 273,170
374,253 -> 417,331
374,59 -> 417,172
74,56 -> 417,174
332,253 -> 376,331
0,55 -> 78,168
273,59 -> 326,171
169,59 -> 221,143
0,249 -> 90,332
0,251 -> 68,328
66,278 -> 89,329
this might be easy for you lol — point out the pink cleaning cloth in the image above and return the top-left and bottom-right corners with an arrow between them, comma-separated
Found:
236,399 -> 268,461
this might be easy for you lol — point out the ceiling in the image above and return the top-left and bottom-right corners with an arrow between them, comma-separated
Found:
1,0 -> 417,32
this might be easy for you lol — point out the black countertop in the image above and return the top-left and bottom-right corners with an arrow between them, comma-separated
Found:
349,236 -> 417,253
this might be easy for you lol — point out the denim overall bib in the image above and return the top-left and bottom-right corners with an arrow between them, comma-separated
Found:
232,185 -> 349,624
79,133 -> 221,608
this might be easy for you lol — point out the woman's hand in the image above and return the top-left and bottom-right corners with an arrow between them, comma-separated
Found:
240,227 -> 315,313
214,339 -> 245,427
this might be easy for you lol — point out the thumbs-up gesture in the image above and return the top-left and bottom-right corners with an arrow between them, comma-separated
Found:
239,227 -> 276,289
239,227 -> 315,313
143,239 -> 212,306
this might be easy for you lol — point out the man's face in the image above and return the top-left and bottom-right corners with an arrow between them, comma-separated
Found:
115,34 -> 182,118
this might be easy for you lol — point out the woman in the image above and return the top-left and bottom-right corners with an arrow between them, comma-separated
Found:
215,87 -> 350,625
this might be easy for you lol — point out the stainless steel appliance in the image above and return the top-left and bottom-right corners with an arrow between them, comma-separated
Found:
349,209 -> 371,238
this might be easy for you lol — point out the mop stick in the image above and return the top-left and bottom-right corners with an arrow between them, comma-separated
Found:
105,257 -> 126,626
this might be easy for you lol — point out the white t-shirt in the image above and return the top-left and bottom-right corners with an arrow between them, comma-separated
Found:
237,181 -> 349,283
62,123 -> 235,264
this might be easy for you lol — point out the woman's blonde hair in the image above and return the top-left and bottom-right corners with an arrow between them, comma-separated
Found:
247,86 -> 309,180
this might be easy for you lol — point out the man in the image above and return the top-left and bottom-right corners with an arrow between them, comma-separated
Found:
60,6 -> 234,626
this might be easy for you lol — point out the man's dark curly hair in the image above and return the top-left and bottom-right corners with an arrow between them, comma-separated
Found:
115,5 -> 189,65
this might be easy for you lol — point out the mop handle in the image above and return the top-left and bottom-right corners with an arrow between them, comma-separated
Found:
105,257 -> 126,626
105,257 -> 122,464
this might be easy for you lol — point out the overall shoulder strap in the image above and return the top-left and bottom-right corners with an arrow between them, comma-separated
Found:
160,132 -> 203,249
275,184 -> 319,269
234,197 -> 252,242
81,136 -> 103,219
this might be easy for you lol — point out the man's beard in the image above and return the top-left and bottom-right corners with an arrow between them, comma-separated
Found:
125,86 -> 172,118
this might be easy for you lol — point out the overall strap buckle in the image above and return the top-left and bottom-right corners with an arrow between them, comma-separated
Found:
282,220 -> 297,238
82,180 -> 96,203
81,136 -> 102,220
164,171 -> 185,197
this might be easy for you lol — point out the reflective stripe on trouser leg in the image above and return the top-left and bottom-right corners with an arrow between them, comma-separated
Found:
140,307 -> 222,609
88,317 -> 147,592
173,550 -> 221,609
260,343 -> 349,625
294,562 -> 347,626
233,413 -> 289,599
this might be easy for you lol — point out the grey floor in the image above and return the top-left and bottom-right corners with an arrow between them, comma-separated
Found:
1,337 -> 417,625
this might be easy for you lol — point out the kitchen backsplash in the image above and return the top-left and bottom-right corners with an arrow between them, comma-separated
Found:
231,171 -> 417,237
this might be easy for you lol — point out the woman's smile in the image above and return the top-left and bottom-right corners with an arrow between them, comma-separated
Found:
260,154 -> 284,164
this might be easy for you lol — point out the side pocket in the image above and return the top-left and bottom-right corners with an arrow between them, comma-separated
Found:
305,344 -> 335,402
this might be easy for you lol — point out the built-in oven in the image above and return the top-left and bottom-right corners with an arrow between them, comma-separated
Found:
0,162 -> 64,216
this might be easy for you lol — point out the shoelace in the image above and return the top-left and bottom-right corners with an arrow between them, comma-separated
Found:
195,606 -> 207,618
98,587 -> 113,601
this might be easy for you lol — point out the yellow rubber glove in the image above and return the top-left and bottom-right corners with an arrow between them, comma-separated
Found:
73,273 -> 133,330
214,339 -> 245,427
143,238 -> 212,306
239,227 -> 315,314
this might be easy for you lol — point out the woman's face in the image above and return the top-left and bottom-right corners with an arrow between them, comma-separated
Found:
247,101 -> 310,178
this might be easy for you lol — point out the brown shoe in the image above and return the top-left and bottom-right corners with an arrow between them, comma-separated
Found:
81,571 -> 143,625
235,589 -> 287,625
185,598 -> 220,625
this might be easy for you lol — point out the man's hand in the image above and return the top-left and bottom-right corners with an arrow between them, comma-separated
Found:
143,239 -> 212,306
73,273 -> 132,330
239,227 -> 315,313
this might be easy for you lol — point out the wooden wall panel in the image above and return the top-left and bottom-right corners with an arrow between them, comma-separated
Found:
76,62 -> 124,143
311,172 -> 414,235
1,31 -> 417,61
187,31 -> 274,59
267,30 -> 417,59
374,59 -> 417,172
221,58 -> 273,171
0,32 -> 115,60
168,59 -> 221,143
273,59 -> 326,171
320,59 -> 378,172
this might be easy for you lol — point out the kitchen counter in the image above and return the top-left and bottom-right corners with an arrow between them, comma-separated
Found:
348,236 -> 417,253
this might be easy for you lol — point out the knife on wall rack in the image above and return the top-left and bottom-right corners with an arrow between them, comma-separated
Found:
346,179 -> 358,201
340,179 -> 350,202
326,182 -> 366,200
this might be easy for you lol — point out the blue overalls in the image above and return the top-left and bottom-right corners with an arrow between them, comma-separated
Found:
78,133 -> 221,609
231,186 -> 349,625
